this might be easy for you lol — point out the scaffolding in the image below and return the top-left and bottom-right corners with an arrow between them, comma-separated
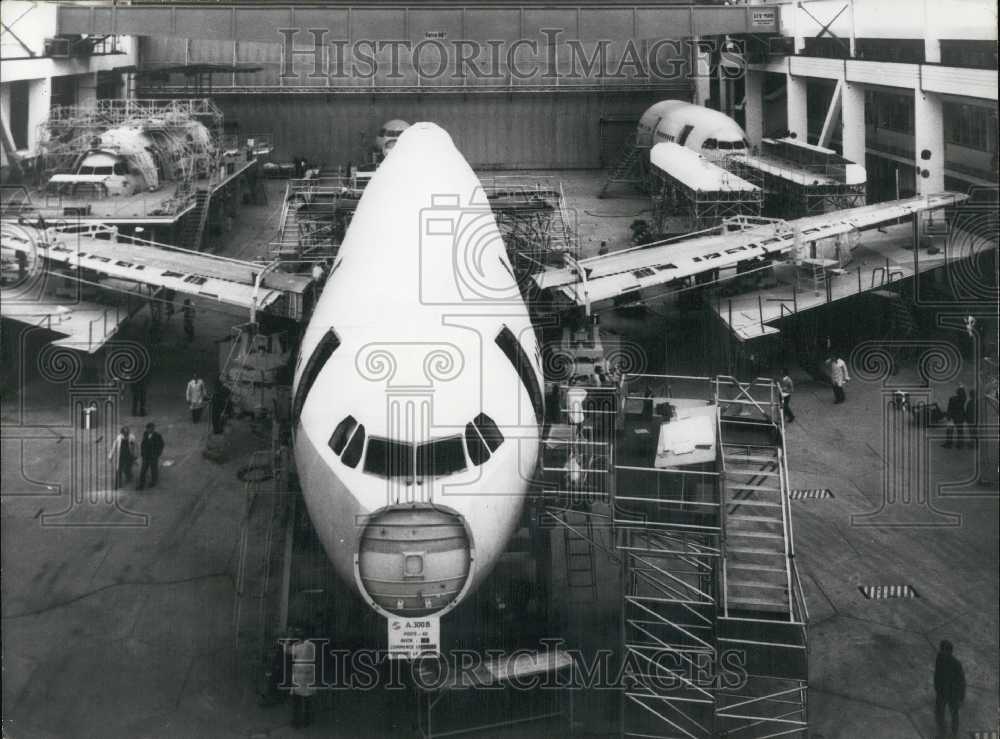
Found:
647,148 -> 764,235
481,175 -> 579,273
616,373 -> 809,738
268,176 -> 361,259
534,367 -> 810,738
30,99 -> 227,219
729,138 -> 867,218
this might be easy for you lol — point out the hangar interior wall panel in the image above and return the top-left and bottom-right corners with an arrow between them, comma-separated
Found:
215,93 -> 667,169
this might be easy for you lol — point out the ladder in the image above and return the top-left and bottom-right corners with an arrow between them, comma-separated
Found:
599,142 -> 643,198
562,512 -> 598,601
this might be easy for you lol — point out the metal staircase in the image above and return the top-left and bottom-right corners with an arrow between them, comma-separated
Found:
614,374 -> 809,739
722,442 -> 791,616
599,140 -> 644,198
181,188 -> 212,251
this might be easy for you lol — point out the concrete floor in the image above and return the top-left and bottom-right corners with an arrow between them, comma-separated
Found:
2,171 -> 997,738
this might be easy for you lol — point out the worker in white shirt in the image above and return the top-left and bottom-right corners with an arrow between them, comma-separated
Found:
829,355 -> 850,404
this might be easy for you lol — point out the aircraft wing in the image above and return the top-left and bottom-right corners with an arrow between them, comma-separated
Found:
2,224 -> 292,313
534,193 -> 968,307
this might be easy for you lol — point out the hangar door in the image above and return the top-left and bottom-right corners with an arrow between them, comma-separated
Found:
215,94 -> 656,170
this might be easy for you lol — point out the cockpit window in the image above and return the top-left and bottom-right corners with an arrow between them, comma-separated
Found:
341,424 -> 365,468
113,161 -> 129,175
473,413 -> 504,452
718,141 -> 732,150
293,329 -> 341,420
703,138 -> 718,150
364,437 -> 414,477
465,423 -> 490,465
416,436 -> 467,477
329,415 -> 357,455
495,326 -> 544,427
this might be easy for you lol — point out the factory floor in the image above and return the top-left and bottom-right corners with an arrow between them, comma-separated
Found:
2,170 -> 997,738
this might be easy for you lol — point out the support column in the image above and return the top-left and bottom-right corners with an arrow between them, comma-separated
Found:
744,69 -> 764,144
691,37 -> 711,108
841,81 -> 866,164
913,91 -> 944,195
717,61 -> 729,116
786,74 -> 808,141
923,0 -> 941,63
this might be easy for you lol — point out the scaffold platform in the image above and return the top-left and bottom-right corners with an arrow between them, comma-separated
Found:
712,220 -> 996,341
730,137 -> 867,217
648,143 -> 763,234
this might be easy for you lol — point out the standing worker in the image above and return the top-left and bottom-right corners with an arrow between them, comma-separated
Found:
130,374 -> 147,417
779,369 -> 795,423
137,422 -> 164,490
933,639 -> 965,738
107,426 -> 137,489
287,632 -> 317,729
829,354 -> 850,404
942,386 -> 967,449
964,389 -> 978,449
186,372 -> 208,424
210,376 -> 232,434
182,299 -> 196,343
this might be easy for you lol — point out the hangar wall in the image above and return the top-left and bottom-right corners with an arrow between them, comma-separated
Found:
211,92 -> 661,168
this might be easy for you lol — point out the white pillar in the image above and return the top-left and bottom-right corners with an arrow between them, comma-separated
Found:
787,74 -> 808,140
913,91 -> 944,194
744,69 -> 764,144
841,81 -> 865,164
923,0 -> 941,63
718,62 -> 728,114
691,37 -> 711,107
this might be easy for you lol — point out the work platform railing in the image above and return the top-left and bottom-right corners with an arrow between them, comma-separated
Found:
615,373 -> 808,739
534,371 -> 808,737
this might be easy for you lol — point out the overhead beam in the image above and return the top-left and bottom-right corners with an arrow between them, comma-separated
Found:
57,3 -> 780,43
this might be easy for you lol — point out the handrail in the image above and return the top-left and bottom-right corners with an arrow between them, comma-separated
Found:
718,405 -> 729,619
777,412 -> 796,623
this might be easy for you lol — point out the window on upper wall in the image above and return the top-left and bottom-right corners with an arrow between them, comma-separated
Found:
9,80 -> 30,150
944,102 -> 998,153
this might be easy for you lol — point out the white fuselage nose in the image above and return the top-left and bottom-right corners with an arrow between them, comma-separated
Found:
292,123 -> 543,619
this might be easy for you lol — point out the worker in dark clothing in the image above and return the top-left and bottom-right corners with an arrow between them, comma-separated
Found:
942,386 -> 967,448
130,375 -> 147,417
137,422 -> 165,490
210,377 -> 232,434
934,639 -> 965,738
964,389 -> 978,448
